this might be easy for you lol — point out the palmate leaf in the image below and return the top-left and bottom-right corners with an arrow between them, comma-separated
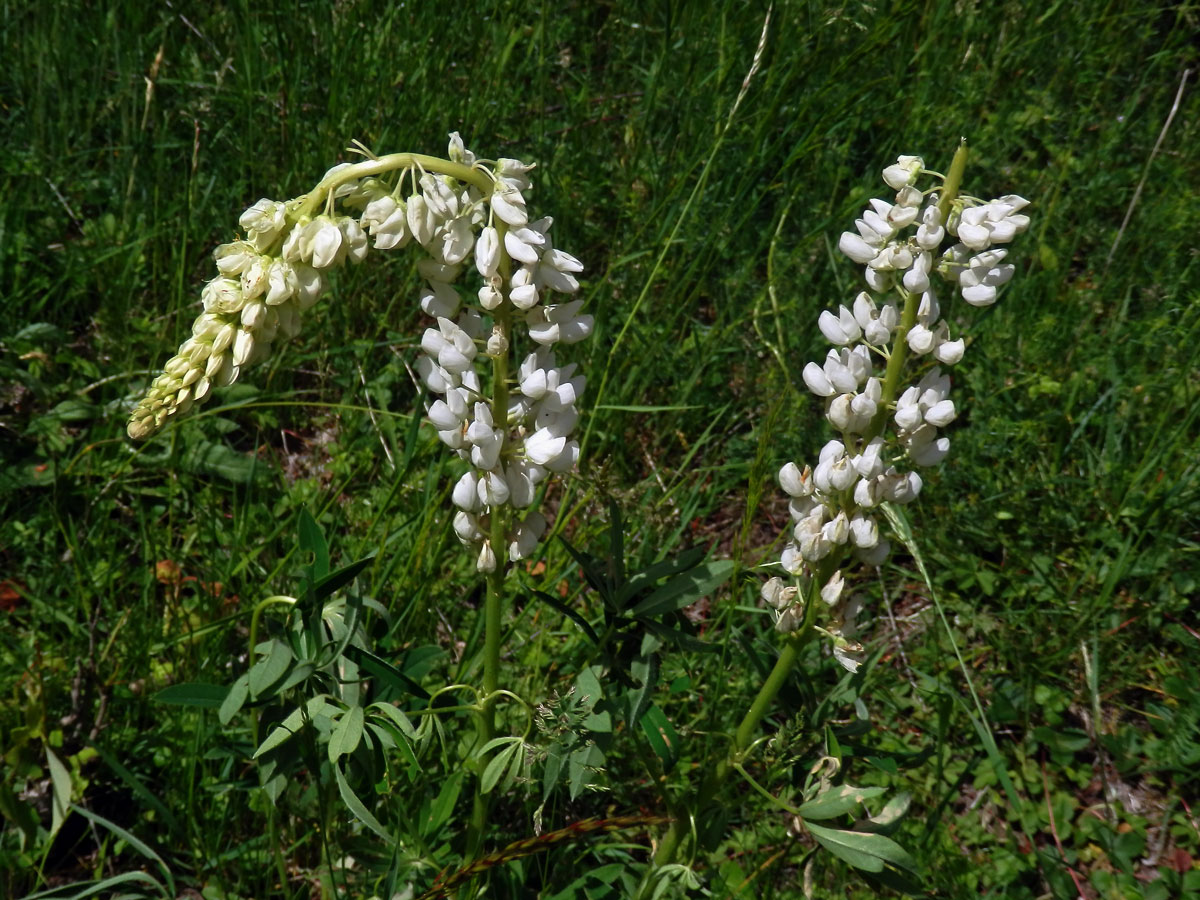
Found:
628,558 -> 733,617
346,644 -> 431,700
248,638 -> 293,699
421,771 -> 465,838
313,554 -> 375,601
617,546 -> 707,607
567,743 -> 605,801
479,736 -> 524,795
253,694 -> 329,758
219,673 -> 250,725
416,816 -> 670,900
531,589 -> 600,643
297,507 -> 330,582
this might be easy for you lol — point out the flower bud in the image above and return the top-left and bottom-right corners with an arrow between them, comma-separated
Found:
476,540 -> 497,573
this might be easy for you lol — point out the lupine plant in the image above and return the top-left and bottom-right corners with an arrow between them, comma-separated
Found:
639,142 -> 1029,894
129,139 -> 1027,897
129,134 -> 594,875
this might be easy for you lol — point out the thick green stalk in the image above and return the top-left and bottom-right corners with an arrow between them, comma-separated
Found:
650,579 -> 824,870
466,234 -> 514,859
467,566 -> 506,858
869,142 -> 968,440
649,635 -> 806,868
296,152 -> 493,219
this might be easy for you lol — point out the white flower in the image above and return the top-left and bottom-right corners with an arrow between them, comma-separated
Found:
839,231 -> 881,265
476,541 -> 497,573
453,511 -> 483,543
475,226 -> 500,278
762,577 -> 799,611
508,511 -> 546,560
818,307 -> 863,345
882,155 -> 923,190
537,247 -> 584,295
779,462 -> 812,498
361,195 -> 410,250
239,199 -> 288,251
505,224 -> 546,264
202,278 -> 244,315
820,571 -> 845,606
526,300 -> 593,345
422,317 -> 477,374
496,158 -> 534,192
406,194 -> 435,246
447,132 -> 476,165
452,471 -> 481,511
490,184 -> 528,226
915,202 -> 945,250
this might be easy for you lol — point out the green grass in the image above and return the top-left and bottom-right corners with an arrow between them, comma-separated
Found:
2,1 -> 1199,898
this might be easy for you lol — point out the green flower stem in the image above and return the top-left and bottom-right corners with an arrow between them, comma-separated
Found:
869,142 -> 969,441
651,589 -> 822,869
467,237 -> 515,859
296,152 -> 495,219
467,567 -> 505,858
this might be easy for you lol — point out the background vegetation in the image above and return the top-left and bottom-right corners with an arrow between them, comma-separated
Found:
2,0 -> 1197,897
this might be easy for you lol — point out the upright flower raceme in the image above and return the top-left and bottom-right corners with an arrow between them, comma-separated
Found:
128,134 -> 591,567
763,147 -> 1028,672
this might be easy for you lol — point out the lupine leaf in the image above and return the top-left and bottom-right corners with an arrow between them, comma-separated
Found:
366,719 -> 419,774
629,559 -> 734,617
531,590 -> 600,643
805,821 -> 916,873
254,705 -> 307,758
617,546 -> 706,606
177,439 -> 268,485
567,743 -> 605,800
297,507 -> 330,580
422,771 -> 464,837
345,645 -> 431,700
798,783 -> 887,820
334,762 -> 392,844
152,682 -> 227,708
248,639 -> 293,699
370,702 -> 419,739
639,705 -> 678,772
46,748 -> 71,839
480,737 -> 523,794
18,870 -> 165,900
91,743 -> 182,835
218,673 -> 249,725
328,705 -> 364,762
313,555 -> 374,601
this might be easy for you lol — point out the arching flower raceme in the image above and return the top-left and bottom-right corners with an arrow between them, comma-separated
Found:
128,135 -> 591,566
767,148 -> 1028,672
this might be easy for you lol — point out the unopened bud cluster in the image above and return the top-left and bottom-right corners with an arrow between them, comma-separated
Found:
765,151 -> 1028,671
128,134 -> 591,568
